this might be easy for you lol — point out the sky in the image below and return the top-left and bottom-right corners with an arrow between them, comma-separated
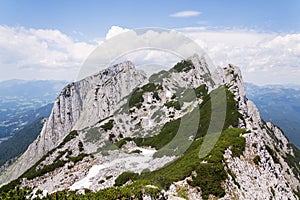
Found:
0,0 -> 300,85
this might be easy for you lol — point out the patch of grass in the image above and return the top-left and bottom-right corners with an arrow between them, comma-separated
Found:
129,149 -> 142,154
252,143 -> 257,148
108,133 -> 115,141
196,86 -> 242,139
149,70 -> 170,83
270,187 -> 275,197
1,180 -> 162,200
78,141 -> 84,152
0,185 -> 32,199
100,119 -> 114,131
227,168 -> 240,188
23,153 -> 89,180
178,84 -> 208,103
253,155 -> 261,165
177,186 -> 189,199
265,145 -> 280,164
194,84 -> 208,98
129,83 -> 163,108
115,137 -> 133,148
171,60 -> 194,73
68,153 -> 89,164
57,130 -> 78,149
134,118 -> 181,150
164,101 -> 181,110
114,171 -> 139,186
153,91 -> 160,100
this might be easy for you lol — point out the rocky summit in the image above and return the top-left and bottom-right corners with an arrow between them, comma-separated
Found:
0,54 -> 299,200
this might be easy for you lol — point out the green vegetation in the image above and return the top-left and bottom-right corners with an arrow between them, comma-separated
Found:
194,84 -> 208,98
114,171 -> 139,186
134,118 -> 181,150
129,149 -> 142,154
0,186 -> 33,199
270,187 -> 275,197
1,180 -> 162,200
265,145 -> 280,164
171,60 -> 194,73
149,70 -> 170,82
284,143 -> 300,181
78,141 -> 84,152
115,137 -> 133,148
100,119 -> 114,131
23,153 -> 89,180
117,87 -> 245,199
164,101 -> 181,110
57,130 -> 79,149
177,186 -> 189,199
0,118 -> 44,169
178,84 -> 208,103
84,127 -> 102,143
15,130 -> 80,181
195,86 -> 242,139
153,91 -> 160,100
0,129 -> 88,194
0,85 -> 248,200
252,143 -> 258,148
227,168 -> 240,188
253,155 -> 261,165
129,83 -> 163,108
137,128 -> 246,199
24,159 -> 66,180
108,133 -> 115,141
106,175 -> 113,180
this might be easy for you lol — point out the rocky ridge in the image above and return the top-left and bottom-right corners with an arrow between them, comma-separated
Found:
0,54 -> 299,199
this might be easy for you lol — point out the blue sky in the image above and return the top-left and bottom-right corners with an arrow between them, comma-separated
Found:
1,0 -> 299,39
0,0 -> 300,85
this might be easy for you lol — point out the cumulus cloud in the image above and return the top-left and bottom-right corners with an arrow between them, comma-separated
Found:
105,26 -> 130,40
0,25 -> 96,80
169,11 -> 201,18
1,24 -> 299,85
78,27 -> 206,80
180,28 -> 300,85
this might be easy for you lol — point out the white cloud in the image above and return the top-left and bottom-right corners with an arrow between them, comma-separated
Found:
78,27 -> 207,80
0,25 -> 97,81
169,10 -> 201,18
105,26 -> 130,40
1,25 -> 299,85
180,28 -> 300,85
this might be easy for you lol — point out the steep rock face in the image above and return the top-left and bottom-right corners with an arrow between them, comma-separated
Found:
218,64 -> 299,199
0,61 -> 147,186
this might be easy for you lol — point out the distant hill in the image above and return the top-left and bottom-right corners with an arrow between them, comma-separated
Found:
245,83 -> 300,147
0,117 -> 45,172
0,79 -> 68,98
0,79 -> 68,139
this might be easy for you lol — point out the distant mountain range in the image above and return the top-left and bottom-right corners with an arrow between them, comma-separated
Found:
0,117 -> 47,172
245,83 -> 300,147
0,79 -> 68,139
0,80 -> 68,172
